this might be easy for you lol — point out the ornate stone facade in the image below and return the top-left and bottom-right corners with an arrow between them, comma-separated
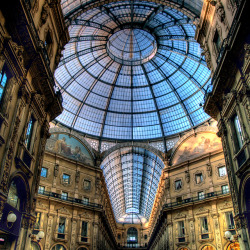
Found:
0,0 -> 68,248
196,0 -> 250,249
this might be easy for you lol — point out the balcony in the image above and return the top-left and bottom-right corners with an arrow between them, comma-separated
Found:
38,191 -> 103,209
163,190 -> 230,210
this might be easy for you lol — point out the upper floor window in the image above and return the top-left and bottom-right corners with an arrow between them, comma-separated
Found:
45,32 -> 53,57
201,217 -> 209,239
213,30 -> 221,53
62,174 -> 70,184
0,69 -> 7,102
34,212 -> 41,230
233,115 -> 244,149
175,180 -> 182,190
61,192 -> 68,200
196,173 -> 203,184
178,221 -> 185,242
58,217 -> 66,239
81,221 -> 88,242
25,116 -> 35,150
83,179 -> 91,190
176,196 -> 182,204
38,186 -> 45,194
83,197 -> 89,204
225,212 -> 235,234
41,167 -> 48,178
218,166 -> 227,177
198,191 -> 205,200
222,184 -> 230,194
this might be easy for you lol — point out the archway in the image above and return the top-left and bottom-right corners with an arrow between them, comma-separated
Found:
127,227 -> 138,246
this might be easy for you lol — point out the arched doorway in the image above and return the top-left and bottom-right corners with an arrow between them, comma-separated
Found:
127,227 -> 138,247
227,242 -> 240,250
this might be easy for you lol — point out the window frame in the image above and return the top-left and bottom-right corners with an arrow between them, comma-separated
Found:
195,173 -> 204,184
198,191 -> 205,200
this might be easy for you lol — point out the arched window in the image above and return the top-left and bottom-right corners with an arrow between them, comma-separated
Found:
7,181 -> 20,210
227,242 -> 240,250
127,227 -> 138,244
201,246 -> 215,250
51,245 -> 66,250
30,242 -> 40,250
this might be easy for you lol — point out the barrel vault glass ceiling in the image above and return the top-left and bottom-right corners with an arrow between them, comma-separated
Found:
101,147 -> 165,223
55,0 -> 211,141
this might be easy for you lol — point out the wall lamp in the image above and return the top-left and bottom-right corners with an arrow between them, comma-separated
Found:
7,213 -> 17,223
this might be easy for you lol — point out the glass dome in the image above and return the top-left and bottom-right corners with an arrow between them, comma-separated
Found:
55,1 -> 211,141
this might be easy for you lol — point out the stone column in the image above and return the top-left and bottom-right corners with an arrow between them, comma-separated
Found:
44,213 -> 54,250
188,217 -> 197,250
70,218 -> 77,250
211,213 -> 222,250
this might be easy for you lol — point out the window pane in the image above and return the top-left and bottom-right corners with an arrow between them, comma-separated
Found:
58,217 -> 66,233
41,167 -> 48,178
63,174 -> 70,184
234,115 -> 244,148
218,166 -> 227,177
81,221 -> 88,237
61,192 -> 68,200
0,70 -> 7,101
222,185 -> 229,194
38,186 -> 45,194
25,117 -> 35,150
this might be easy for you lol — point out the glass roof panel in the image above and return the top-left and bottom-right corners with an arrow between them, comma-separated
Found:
55,1 -> 210,141
101,147 -> 164,223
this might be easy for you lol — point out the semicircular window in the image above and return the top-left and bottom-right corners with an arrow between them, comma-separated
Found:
55,1 -> 211,141
100,147 -> 165,224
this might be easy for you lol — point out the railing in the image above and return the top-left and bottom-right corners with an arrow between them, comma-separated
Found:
38,190 -> 103,209
163,190 -> 230,209
118,244 -> 147,249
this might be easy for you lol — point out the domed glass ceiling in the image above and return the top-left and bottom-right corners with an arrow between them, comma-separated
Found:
101,147 -> 165,223
55,1 -> 211,141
